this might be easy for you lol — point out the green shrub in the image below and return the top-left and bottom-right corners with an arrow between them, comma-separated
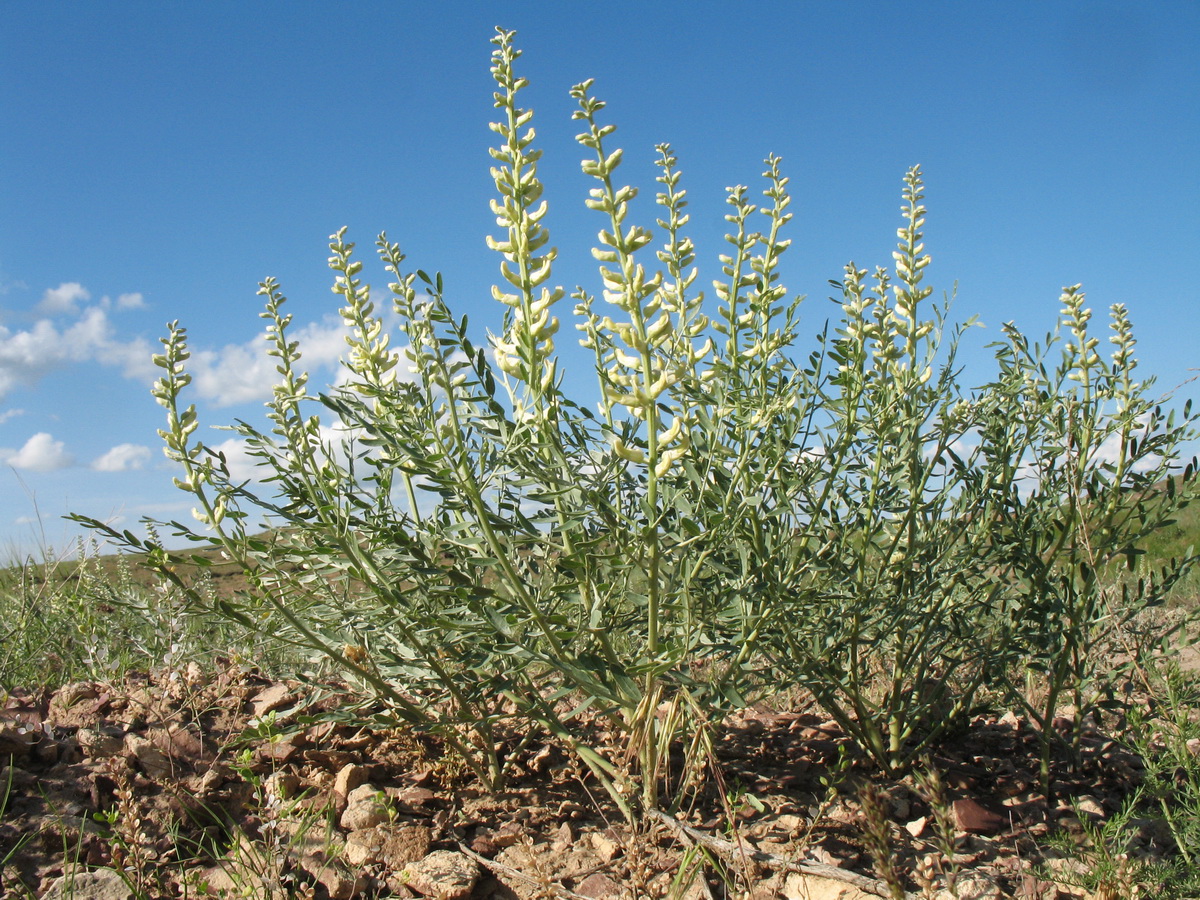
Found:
75,28 -> 1199,817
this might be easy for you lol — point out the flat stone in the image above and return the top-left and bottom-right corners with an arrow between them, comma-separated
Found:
589,828 -> 620,862
382,823 -> 433,869
400,849 -> 479,900
248,683 -> 294,718
40,867 -> 134,900
577,873 -> 623,898
782,872 -> 876,900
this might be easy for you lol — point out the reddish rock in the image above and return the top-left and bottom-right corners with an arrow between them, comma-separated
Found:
256,736 -> 300,764
248,682 -> 295,718
952,798 -> 1009,835
395,785 -> 438,809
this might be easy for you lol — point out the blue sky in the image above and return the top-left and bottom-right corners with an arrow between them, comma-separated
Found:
1,2 -> 1197,558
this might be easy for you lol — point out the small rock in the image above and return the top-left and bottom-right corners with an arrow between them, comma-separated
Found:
528,743 -> 554,773
1185,737 -> 1200,757
776,813 -> 806,831
905,816 -> 928,837
257,737 -> 300,764
196,865 -> 238,896
782,872 -> 875,899
305,748 -> 360,771
1074,795 -> 1105,819
57,682 -> 101,707
194,763 -> 232,796
383,824 -> 433,868
185,661 -> 205,685
153,724 -> 207,764
345,827 -> 389,867
1042,856 -> 1089,882
40,867 -> 134,900
345,823 -> 430,869
550,821 -> 573,851
400,849 -> 479,900
998,710 -> 1023,728
123,732 -> 173,779
952,798 -> 1008,835
263,771 -> 301,803
577,873 -> 623,899
1018,873 -> 1057,899
395,785 -> 438,809
805,845 -> 842,867
334,762 -> 368,798
77,727 -> 125,759
1050,715 -> 1074,734
340,784 -> 392,831
298,853 -> 368,900
248,682 -> 294,718
590,828 -> 621,862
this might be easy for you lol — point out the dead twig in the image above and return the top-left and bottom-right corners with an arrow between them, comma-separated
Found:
648,809 -> 916,899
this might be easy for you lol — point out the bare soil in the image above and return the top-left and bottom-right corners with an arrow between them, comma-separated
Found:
1,659 -> 1185,900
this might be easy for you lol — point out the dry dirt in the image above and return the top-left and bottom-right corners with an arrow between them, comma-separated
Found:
1,659 -> 1186,900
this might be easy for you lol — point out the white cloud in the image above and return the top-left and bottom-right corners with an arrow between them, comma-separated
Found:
92,443 -> 152,472
0,432 -> 74,472
0,302 -> 156,399
189,315 -> 354,407
1,286 -> 407,413
0,408 -> 24,425
38,282 -> 91,315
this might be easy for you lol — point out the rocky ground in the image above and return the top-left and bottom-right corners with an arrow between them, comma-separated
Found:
0,662 -> 1188,900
